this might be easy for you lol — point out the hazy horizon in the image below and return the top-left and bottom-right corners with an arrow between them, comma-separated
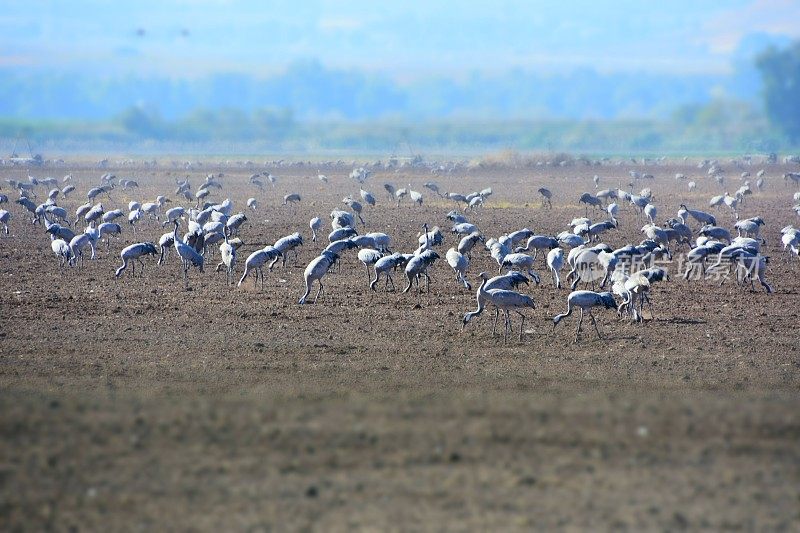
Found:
2,1 -> 798,153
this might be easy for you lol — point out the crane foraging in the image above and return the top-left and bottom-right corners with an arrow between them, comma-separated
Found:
446,248 -> 471,289
238,246 -> 282,289
403,249 -> 440,294
115,242 -> 158,278
299,251 -> 338,304
463,272 -> 536,342
553,290 -> 617,342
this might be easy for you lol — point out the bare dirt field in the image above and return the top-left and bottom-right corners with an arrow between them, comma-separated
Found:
1,159 -> 799,530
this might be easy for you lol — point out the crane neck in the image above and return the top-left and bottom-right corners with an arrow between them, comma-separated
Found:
477,276 -> 488,295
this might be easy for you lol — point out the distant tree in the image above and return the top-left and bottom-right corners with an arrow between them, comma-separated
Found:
756,41 -> 800,142
116,106 -> 163,138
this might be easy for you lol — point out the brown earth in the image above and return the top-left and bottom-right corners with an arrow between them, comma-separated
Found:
1,160 -> 799,530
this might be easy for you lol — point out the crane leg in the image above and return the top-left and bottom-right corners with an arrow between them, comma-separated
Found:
314,280 -> 323,303
503,310 -> 510,344
590,310 -> 602,339
402,273 -> 413,294
299,280 -> 311,304
518,311 -> 525,341
575,309 -> 584,342
643,293 -> 653,320
492,309 -> 499,336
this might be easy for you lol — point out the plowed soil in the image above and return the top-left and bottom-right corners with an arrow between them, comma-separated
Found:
1,160 -> 798,530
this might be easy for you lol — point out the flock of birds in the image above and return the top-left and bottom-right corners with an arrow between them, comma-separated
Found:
1,158 -> 799,343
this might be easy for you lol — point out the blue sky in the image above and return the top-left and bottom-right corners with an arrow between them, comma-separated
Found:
2,0 -> 799,77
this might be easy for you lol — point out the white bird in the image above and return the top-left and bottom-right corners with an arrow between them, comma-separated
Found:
51,238 -> 73,267
226,213 -> 248,235
364,232 -> 392,252
641,224 -> 670,247
558,232 -> 586,248
606,202 -> 618,222
547,248 -> 564,288
331,209 -> 355,230
68,233 -> 95,265
643,203 -> 657,224
458,232 -> 484,257
446,248 -> 471,289
679,204 -> 716,227
97,222 -> 121,249
142,202 -> 159,220
357,248 -> 383,285
84,204 -> 104,225
299,251 -> 338,304
172,220 -> 204,286
309,217 -> 322,242
368,253 -> 411,292
162,206 -> 185,226
102,209 -> 123,223
395,188 -> 409,206
403,249 -> 439,293
515,235 -> 560,260
709,194 -> 725,208
216,231 -> 238,286
157,232 -> 175,265
734,217 -> 765,239
552,290 -> 617,342
238,246 -> 281,289
451,222 -> 478,236
247,198 -> 257,211
464,272 -> 536,342
467,273 -> 522,336
446,210 -> 469,224
195,187 -> 210,206
115,242 -> 158,278
360,189 -> 376,207
271,232 -> 303,268
128,209 -> 143,232
0,209 -> 10,234
613,273 -> 650,322
499,253 -> 541,283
